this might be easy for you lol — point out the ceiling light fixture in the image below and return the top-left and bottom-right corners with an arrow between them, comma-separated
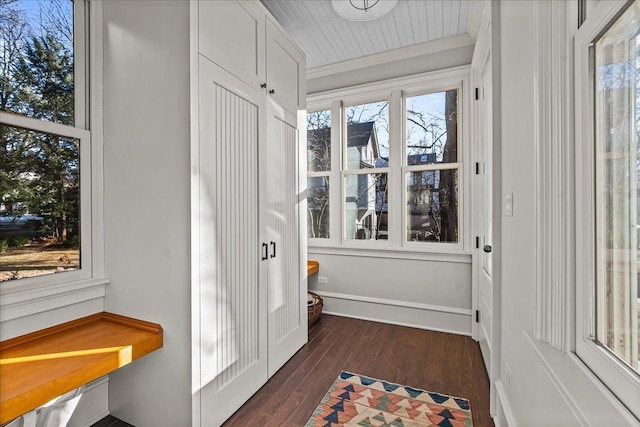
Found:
331,0 -> 398,22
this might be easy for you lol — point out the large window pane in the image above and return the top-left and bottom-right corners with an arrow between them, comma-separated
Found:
308,176 -> 329,239
406,169 -> 458,243
0,124 -> 80,281
344,173 -> 388,240
1,0 -> 75,125
594,1 -> 640,372
307,110 -> 331,172
406,90 -> 458,165
345,101 -> 389,171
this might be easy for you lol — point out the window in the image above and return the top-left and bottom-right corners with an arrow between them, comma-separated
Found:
576,0 -> 640,419
307,109 -> 331,239
405,90 -> 459,243
306,70 -> 468,253
0,0 -> 96,286
344,100 -> 389,241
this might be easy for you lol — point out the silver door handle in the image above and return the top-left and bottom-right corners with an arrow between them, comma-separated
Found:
483,245 -> 492,253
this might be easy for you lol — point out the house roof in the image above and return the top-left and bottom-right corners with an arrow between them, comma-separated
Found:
308,121 -> 380,159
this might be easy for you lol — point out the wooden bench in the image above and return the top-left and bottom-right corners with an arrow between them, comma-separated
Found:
0,312 -> 163,424
307,260 -> 319,276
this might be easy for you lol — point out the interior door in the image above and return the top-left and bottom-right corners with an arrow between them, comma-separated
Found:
477,51 -> 493,377
265,100 -> 307,377
198,55 -> 268,427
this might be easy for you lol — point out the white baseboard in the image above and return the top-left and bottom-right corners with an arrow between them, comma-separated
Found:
495,379 -> 517,427
316,291 -> 472,336
68,376 -> 109,427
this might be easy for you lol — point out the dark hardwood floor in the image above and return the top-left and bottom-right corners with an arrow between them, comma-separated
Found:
223,314 -> 494,427
91,415 -> 134,427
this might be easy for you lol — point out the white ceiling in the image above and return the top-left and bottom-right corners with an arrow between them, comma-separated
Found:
261,0 -> 475,70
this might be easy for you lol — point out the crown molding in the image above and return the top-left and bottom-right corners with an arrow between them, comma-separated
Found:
307,33 -> 474,80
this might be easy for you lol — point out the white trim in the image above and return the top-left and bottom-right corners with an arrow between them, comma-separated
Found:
342,167 -> 390,176
308,246 -> 471,263
315,290 -> 472,316
308,66 -> 471,108
533,0 -> 574,352
188,2 -> 201,426
403,163 -> 461,173
526,333 -> 589,425
495,380 -> 517,427
321,310 -> 470,337
307,34 -> 474,80
74,0 -> 87,130
0,277 -> 108,322
88,0 -> 105,279
318,292 -> 472,337
526,332 -> 640,426
0,112 -> 90,140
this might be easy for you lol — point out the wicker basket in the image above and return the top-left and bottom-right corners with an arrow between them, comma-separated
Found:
307,292 -> 323,326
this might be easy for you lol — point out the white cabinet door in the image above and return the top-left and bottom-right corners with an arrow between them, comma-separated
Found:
197,56 -> 268,427
265,104 -> 307,377
198,0 -> 265,91
265,19 -> 306,116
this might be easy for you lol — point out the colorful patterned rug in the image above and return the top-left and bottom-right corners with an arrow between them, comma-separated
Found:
305,371 -> 473,427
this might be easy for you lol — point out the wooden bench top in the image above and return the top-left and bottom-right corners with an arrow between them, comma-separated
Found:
307,260 -> 319,276
0,312 -> 163,424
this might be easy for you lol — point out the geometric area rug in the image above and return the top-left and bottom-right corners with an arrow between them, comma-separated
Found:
305,371 -> 473,427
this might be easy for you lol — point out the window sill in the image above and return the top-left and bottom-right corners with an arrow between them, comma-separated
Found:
525,331 -> 639,425
0,277 -> 109,323
308,245 -> 472,264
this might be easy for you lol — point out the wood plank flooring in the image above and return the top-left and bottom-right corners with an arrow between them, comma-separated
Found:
223,315 -> 494,427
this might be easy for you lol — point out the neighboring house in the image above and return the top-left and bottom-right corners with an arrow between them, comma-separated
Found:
309,122 -> 388,239
407,153 -> 440,240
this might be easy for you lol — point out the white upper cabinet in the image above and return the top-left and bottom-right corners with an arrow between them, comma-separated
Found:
266,19 -> 306,116
198,1 -> 305,116
198,1 -> 265,90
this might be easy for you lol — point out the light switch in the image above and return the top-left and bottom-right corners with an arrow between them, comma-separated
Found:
506,192 -> 513,217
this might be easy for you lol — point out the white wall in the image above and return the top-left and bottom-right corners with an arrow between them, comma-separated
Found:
309,252 -> 472,335
102,1 -> 192,425
496,1 -> 636,425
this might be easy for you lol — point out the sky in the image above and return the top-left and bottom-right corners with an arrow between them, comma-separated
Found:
13,0 -> 73,49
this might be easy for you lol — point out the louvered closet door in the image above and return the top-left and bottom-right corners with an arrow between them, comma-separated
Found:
198,56 -> 267,427
266,103 -> 306,376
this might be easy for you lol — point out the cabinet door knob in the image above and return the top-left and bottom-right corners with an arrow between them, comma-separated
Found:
483,245 -> 492,253
260,83 -> 267,88
269,89 -> 275,95
262,243 -> 268,260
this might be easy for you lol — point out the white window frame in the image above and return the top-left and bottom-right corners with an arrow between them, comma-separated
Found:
306,108 -> 333,240
575,0 -> 640,419
341,94 -> 392,247
0,0 -> 107,323
307,66 -> 471,258
402,86 -> 463,252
